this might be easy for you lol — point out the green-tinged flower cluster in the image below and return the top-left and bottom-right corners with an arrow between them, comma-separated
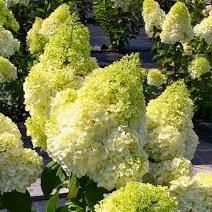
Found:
160,2 -> 193,44
146,126 -> 185,161
27,17 -> 48,56
0,0 -> 19,32
170,173 -> 212,211
46,54 -> 149,190
142,0 -> 165,36
95,182 -> 177,212
146,157 -> 192,186
194,15 -> 212,44
145,81 -> 198,185
188,56 -> 211,79
24,63 -> 82,149
146,81 -> 198,161
0,113 -> 42,194
24,5 -> 97,149
27,4 -> 71,56
40,15 -> 97,71
147,69 -> 166,87
0,27 -> 19,57
0,56 -> 17,83
39,4 -> 70,38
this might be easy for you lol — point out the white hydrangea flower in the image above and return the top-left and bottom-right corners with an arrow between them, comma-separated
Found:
160,2 -> 193,44
170,173 -> 212,211
0,56 -> 17,83
95,182 -> 177,212
146,69 -> 166,87
39,4 -> 71,38
0,113 -> 42,194
188,56 -> 211,79
146,81 -> 199,161
0,26 -> 19,57
47,54 -> 148,190
24,7 -> 97,150
146,125 -> 186,161
194,15 -> 212,44
142,0 -> 166,36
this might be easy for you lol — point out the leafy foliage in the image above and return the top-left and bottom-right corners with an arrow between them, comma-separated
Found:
93,0 -> 142,50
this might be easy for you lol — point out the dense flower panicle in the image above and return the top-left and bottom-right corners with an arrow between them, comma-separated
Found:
24,6 -> 97,149
147,69 -> 166,87
40,14 -> 97,72
24,63 -> 81,117
95,182 -> 177,212
0,113 -> 42,194
142,0 -> 165,36
27,4 -> 71,56
160,2 -> 193,44
146,126 -> 185,161
24,63 -> 81,148
0,56 -> 17,83
0,0 -> 19,32
146,157 -> 192,186
0,27 -> 20,57
170,173 -> 212,211
188,56 -> 211,79
39,4 -> 71,38
47,54 -> 149,190
26,115 -> 47,149
146,81 -> 198,161
194,15 -> 212,44
27,17 -> 48,55
0,113 -> 21,138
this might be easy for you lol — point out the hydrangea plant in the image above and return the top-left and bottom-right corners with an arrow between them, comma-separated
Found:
95,182 -> 177,212
170,173 -> 212,211
142,0 -> 165,37
0,56 -> 17,83
0,113 -> 42,210
160,2 -> 193,44
0,0 -> 19,32
142,0 -> 212,120
144,81 -> 198,185
146,69 -> 166,87
46,54 -> 149,191
24,5 -> 97,149
194,15 -> 212,45
188,56 -> 211,79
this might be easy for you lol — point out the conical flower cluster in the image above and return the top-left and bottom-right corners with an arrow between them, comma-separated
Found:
0,113 -> 42,194
160,2 -> 193,44
46,54 -> 149,190
142,0 -> 165,36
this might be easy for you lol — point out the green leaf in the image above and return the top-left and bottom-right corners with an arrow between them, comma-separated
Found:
85,181 -> 109,210
56,206 -> 69,212
46,192 -> 59,212
41,164 -> 62,195
66,200 -> 84,212
1,190 -> 32,212
68,176 -> 79,199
